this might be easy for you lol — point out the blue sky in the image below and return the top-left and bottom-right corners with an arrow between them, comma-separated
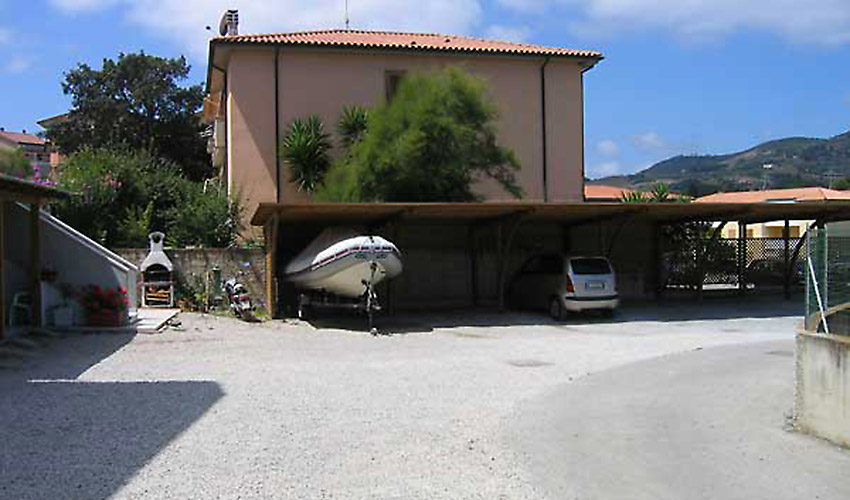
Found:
1,0 -> 849,179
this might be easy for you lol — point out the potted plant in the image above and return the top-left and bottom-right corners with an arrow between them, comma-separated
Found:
79,285 -> 129,328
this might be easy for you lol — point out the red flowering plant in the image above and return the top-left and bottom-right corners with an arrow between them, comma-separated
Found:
79,285 -> 130,315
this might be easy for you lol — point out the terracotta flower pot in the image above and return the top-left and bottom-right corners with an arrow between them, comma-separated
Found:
86,309 -> 126,328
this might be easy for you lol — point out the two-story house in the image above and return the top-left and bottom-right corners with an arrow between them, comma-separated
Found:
204,23 -> 603,227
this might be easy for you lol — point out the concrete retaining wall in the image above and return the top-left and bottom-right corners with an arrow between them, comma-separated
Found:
114,248 -> 266,309
795,331 -> 850,447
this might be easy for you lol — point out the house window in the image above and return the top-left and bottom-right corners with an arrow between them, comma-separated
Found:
385,71 -> 406,102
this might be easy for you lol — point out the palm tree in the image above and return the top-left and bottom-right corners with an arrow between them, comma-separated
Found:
338,105 -> 369,150
281,115 -> 331,192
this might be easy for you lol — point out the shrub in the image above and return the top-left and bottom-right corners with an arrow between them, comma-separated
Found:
52,148 -> 241,248
0,148 -> 34,179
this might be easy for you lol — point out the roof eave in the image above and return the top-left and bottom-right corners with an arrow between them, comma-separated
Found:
208,37 -> 602,63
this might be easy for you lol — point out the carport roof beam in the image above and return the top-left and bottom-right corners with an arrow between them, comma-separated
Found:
251,201 -> 850,227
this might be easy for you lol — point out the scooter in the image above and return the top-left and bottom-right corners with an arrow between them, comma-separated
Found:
224,267 -> 256,321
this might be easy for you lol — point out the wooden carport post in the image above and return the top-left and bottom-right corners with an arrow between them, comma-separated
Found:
737,222 -> 747,295
783,219 -> 791,300
468,224 -> 479,307
496,212 -> 527,312
29,202 -> 42,327
264,214 -> 279,318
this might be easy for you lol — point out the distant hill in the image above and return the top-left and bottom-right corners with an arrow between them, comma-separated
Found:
594,131 -> 850,197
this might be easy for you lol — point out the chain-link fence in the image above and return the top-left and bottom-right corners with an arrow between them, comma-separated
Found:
805,226 -> 850,335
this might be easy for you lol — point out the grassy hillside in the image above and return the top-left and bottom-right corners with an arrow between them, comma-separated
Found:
594,131 -> 850,197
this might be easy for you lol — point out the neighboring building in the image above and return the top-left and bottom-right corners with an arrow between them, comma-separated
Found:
204,26 -> 603,226
0,129 -> 53,178
695,187 -> 850,238
36,113 -> 70,170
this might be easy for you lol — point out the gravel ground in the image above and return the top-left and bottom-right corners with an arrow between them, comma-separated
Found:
0,299 -> 801,500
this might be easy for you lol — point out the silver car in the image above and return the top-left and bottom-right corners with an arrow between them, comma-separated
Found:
509,254 -> 619,320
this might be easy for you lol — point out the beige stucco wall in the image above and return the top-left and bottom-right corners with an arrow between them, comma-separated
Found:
223,46 -> 589,220
226,49 -> 277,232
719,220 -> 811,239
795,331 -> 850,448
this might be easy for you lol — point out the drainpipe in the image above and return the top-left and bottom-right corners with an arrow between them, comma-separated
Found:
211,64 -> 229,189
540,56 -> 550,202
579,63 -> 593,196
274,47 -> 281,203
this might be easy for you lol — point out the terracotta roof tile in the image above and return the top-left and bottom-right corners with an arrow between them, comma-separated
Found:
0,131 -> 45,146
584,185 -> 634,201
695,187 -> 850,203
213,29 -> 602,59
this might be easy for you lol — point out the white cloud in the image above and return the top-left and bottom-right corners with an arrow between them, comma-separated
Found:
51,0 -> 119,11
501,0 -> 850,45
497,0 -> 549,14
588,160 -> 621,178
632,131 -> 666,152
4,55 -> 32,74
484,24 -> 530,43
596,139 -> 619,157
49,0 -> 484,61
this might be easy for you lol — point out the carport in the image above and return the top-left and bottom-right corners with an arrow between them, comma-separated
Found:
252,201 -> 850,318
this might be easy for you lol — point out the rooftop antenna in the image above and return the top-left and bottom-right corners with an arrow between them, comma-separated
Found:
345,0 -> 350,29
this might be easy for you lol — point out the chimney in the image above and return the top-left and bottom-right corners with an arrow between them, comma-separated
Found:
0,127 -> 4,132
219,10 -> 239,37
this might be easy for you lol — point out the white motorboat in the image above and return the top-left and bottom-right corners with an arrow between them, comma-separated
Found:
284,227 -> 403,298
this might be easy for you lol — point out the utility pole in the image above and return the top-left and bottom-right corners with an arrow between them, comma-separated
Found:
761,163 -> 773,191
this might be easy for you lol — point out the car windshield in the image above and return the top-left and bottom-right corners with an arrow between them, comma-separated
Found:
571,258 -> 611,275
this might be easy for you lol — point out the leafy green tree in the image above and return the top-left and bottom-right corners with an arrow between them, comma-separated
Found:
832,178 -> 850,190
281,115 -> 332,192
0,148 -> 33,179
165,181 -> 242,248
317,68 -> 521,202
51,148 -> 241,247
46,52 -> 211,180
338,105 -> 369,150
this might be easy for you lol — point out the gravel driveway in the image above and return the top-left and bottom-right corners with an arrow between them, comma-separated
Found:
0,299 -> 804,499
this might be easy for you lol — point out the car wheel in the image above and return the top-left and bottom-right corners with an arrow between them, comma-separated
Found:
549,297 -> 565,321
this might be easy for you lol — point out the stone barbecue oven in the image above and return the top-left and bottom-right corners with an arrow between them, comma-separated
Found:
140,232 -> 174,308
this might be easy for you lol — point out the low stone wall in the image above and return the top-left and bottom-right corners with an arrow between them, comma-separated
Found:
114,248 -> 266,309
795,330 -> 850,448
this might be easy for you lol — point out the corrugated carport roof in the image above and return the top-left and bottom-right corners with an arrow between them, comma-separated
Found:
252,201 -> 850,227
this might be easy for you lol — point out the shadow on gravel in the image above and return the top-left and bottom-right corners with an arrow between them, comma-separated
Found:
303,294 -> 800,333
0,333 -> 223,500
